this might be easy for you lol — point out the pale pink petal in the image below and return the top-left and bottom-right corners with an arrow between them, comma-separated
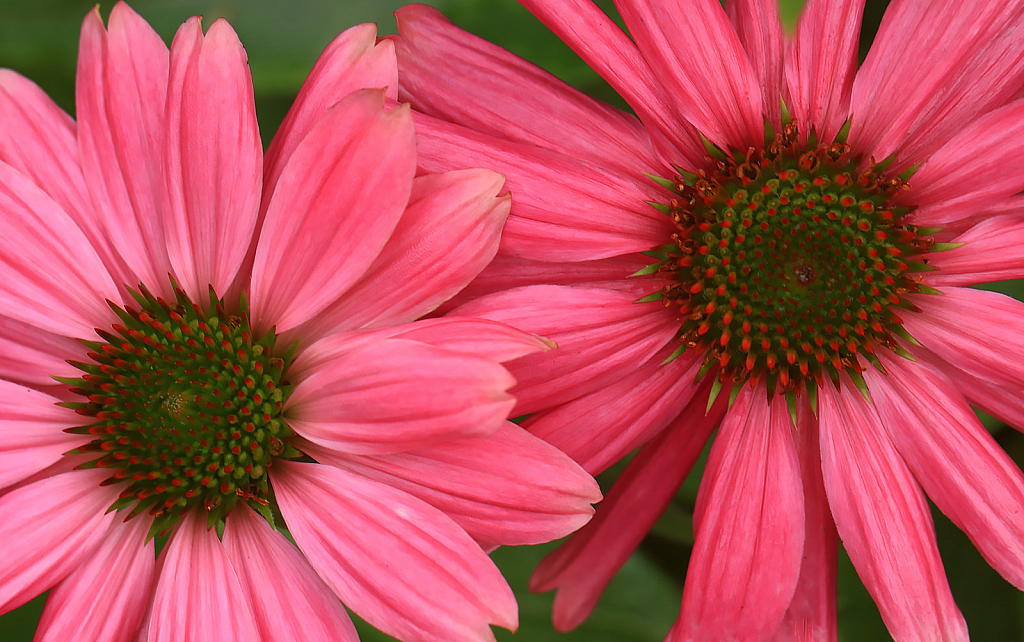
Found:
926,215 -> 1024,286
726,0 -> 785,129
866,354 -> 1024,589
286,338 -> 515,455
76,4 -> 172,292
298,169 -> 510,337
36,516 -> 155,642
145,510 -> 259,642
272,461 -> 517,642
903,287 -> 1024,391
0,315 -> 85,388
0,382 -> 90,491
849,0 -> 1024,170
673,386 -> 803,642
413,111 -> 675,262
300,420 -> 599,546
516,0 -> 705,165
223,506 -> 359,642
818,381 -> 968,642
0,469 -> 117,614
452,285 -> 678,415
250,89 -> 415,333
900,99 -> 1024,229
533,392 -> 723,631
524,350 -> 705,474
393,4 -> 661,175
161,17 -> 262,299
615,0 -> 764,149
0,160 -> 119,337
784,0 -> 862,144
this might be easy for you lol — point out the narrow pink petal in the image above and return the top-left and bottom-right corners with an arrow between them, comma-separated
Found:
673,386 -> 803,642
615,0 -> 764,149
903,287 -> 1024,391
517,0 -> 705,165
272,461 -> 517,642
726,0 -> 785,129
250,89 -> 415,333
0,160 -> 119,337
817,381 -> 968,642
866,354 -> 1024,589
393,4 -> 661,175
926,215 -> 1024,286
524,350 -> 705,474
900,99 -> 1024,229
849,0 -> 1024,170
0,382 -> 90,491
452,285 -> 678,415
161,18 -> 262,299
0,315 -> 85,389
784,0 -> 862,144
287,338 -> 515,455
76,4 -> 172,292
145,510 -> 259,642
533,392 -> 723,632
300,420 -> 600,546
413,111 -> 675,262
0,469 -> 117,614
223,506 -> 359,642
298,168 -> 510,337
36,516 -> 155,642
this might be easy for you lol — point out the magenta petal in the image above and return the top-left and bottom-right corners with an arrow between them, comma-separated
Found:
386,317 -> 552,364
818,381 -> 968,642
0,315 -> 85,391
0,469 -> 117,614
36,517 -> 154,642
223,506 -> 359,642
726,0 -> 785,129
250,89 -> 415,333
673,386 -> 803,642
162,17 -> 262,299
272,461 -> 517,642
145,510 -> 259,641
926,215 -> 1024,286
287,338 -> 515,455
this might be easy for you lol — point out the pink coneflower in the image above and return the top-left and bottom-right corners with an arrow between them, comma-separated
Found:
0,4 -> 600,641
392,1 -> 1024,640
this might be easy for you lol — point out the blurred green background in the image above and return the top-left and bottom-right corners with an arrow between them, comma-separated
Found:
3,0 -> 1024,641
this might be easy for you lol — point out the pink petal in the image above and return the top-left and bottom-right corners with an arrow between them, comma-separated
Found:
145,510 -> 259,642
615,0 -> 764,149
452,285 -> 678,415
286,338 -> 515,455
393,4 -> 661,175
0,315 -> 85,389
299,420 -> 599,547
161,17 -> 262,299
817,381 -> 968,642
0,382 -> 90,491
0,160 -> 119,337
784,0 -> 862,144
222,506 -> 358,642
849,0 -> 1024,170
900,99 -> 1024,229
36,516 -> 155,642
0,469 -> 117,614
413,111 -> 675,262
250,89 -> 415,333
298,168 -> 510,337
673,386 -> 803,642
926,215 -> 1024,286
272,461 -> 517,642
726,0 -> 785,129
865,353 -> 1024,589
76,4 -> 172,292
533,392 -> 723,631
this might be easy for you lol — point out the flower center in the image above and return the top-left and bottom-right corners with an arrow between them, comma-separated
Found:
650,123 -> 934,401
64,285 -> 298,536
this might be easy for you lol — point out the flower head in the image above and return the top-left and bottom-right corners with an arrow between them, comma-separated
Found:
392,0 -> 1024,640
0,3 -> 600,641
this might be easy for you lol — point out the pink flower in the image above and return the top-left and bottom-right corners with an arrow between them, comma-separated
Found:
0,3 -> 600,641
391,1 -> 1024,640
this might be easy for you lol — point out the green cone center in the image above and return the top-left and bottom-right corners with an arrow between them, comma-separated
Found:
65,285 -> 297,535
